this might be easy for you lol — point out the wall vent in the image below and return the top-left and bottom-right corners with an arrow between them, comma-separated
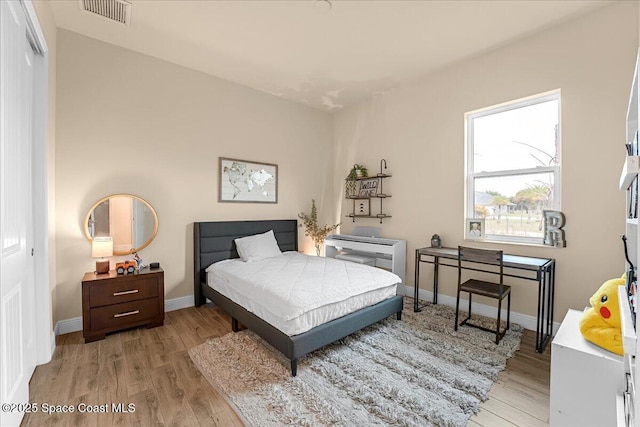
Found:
78,0 -> 131,26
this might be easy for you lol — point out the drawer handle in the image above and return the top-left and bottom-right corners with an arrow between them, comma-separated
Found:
114,310 -> 139,318
113,289 -> 139,296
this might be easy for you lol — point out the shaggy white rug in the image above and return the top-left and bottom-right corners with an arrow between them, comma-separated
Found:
189,300 -> 522,427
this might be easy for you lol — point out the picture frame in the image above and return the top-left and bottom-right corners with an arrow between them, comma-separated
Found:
358,178 -> 379,197
219,157 -> 278,203
354,198 -> 370,216
466,218 -> 485,240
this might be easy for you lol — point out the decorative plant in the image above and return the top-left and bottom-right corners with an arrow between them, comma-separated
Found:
345,164 -> 368,198
298,199 -> 341,256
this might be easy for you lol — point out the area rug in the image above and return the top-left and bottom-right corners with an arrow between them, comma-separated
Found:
188,299 -> 522,427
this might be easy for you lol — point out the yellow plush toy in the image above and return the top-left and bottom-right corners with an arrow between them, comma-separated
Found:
579,275 -> 626,356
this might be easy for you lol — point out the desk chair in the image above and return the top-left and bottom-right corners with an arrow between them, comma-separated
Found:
454,246 -> 511,344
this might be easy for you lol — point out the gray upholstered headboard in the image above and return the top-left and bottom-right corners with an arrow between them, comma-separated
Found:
193,219 -> 298,305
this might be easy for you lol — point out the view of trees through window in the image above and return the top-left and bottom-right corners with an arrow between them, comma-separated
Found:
466,92 -> 560,243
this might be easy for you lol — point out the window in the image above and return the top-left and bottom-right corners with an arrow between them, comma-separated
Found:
465,91 -> 560,244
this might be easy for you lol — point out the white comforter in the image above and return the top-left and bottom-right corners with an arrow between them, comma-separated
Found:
206,251 -> 400,335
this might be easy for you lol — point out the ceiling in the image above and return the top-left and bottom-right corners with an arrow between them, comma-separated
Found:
50,0 -> 612,111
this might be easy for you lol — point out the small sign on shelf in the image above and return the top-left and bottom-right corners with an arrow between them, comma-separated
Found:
358,178 -> 379,197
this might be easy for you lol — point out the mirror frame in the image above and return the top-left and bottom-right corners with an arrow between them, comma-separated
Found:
84,194 -> 159,255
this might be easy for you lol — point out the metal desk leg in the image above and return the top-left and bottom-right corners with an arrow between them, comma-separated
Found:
547,261 -> 556,342
539,268 -> 547,353
538,261 -> 555,353
414,250 -> 420,312
534,261 -> 555,353
535,269 -> 543,353
433,256 -> 439,304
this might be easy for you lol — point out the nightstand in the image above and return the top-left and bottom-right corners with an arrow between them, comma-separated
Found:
82,267 -> 164,342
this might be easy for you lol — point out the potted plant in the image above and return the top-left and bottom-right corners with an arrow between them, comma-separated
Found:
345,164 -> 368,198
298,199 -> 341,256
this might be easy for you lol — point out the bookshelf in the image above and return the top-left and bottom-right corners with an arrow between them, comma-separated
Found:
618,49 -> 640,427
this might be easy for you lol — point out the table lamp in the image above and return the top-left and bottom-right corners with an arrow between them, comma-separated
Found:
92,236 -> 113,274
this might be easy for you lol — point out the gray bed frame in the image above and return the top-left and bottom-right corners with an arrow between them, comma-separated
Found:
193,219 -> 403,376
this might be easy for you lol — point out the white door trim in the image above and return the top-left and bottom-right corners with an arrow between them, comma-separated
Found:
21,0 -> 53,365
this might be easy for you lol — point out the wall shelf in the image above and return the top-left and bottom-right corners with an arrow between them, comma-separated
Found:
347,194 -> 392,199
345,160 -> 393,223
346,214 -> 392,220
348,174 -> 392,181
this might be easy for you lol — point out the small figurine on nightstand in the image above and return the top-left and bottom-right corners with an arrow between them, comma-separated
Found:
133,251 -> 146,270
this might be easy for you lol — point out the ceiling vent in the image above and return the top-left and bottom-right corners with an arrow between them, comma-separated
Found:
79,0 -> 132,26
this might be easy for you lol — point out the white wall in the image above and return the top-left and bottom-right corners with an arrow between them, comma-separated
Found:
54,30 -> 334,323
334,2 -> 639,322
52,2 -> 640,327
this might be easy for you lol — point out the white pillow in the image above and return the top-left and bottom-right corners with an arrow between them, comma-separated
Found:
234,230 -> 282,262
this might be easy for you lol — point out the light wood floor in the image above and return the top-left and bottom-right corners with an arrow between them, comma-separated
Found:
22,305 -> 550,426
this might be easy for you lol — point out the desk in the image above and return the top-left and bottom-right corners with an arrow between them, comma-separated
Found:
414,246 -> 555,353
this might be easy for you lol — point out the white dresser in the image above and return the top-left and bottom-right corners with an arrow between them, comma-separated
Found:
550,309 -> 623,426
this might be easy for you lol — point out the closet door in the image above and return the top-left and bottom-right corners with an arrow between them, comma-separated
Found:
0,1 -> 37,426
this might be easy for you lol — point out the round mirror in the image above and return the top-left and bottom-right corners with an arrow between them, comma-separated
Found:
84,194 -> 158,255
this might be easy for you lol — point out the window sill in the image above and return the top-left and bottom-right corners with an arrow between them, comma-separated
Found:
464,237 -> 557,249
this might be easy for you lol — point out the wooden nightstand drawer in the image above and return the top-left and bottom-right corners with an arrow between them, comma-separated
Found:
89,277 -> 158,307
90,298 -> 161,331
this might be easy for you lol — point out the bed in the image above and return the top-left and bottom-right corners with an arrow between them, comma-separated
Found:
193,219 -> 403,376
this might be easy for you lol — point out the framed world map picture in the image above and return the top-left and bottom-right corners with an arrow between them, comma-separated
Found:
219,157 -> 278,203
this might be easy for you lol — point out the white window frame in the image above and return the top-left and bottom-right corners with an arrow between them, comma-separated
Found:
465,90 -> 561,245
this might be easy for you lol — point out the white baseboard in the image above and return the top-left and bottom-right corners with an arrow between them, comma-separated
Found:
54,295 -> 196,336
400,285 -> 561,334
55,316 -> 82,336
164,295 -> 194,312
55,290 -> 560,337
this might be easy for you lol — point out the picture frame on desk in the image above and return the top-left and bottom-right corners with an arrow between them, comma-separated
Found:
466,218 -> 485,240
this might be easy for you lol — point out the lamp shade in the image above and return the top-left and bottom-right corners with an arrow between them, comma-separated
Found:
92,237 -> 113,258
